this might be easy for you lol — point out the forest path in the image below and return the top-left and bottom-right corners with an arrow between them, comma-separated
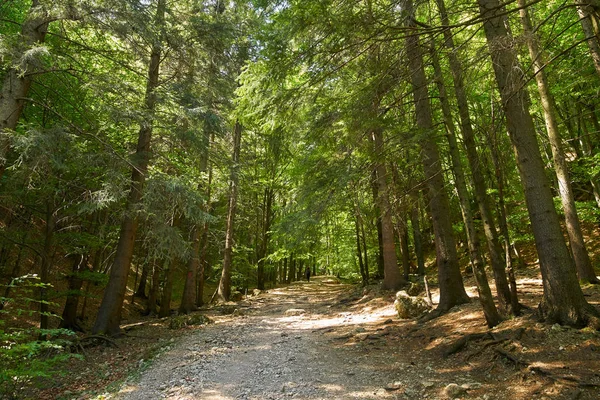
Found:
114,277 -> 420,400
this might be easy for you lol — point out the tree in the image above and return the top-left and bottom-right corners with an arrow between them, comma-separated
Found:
217,121 -> 243,302
477,0 -> 600,327
403,0 -> 470,314
518,0 -> 598,284
93,0 -> 166,335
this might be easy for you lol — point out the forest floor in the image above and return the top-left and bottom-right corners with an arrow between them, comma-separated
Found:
33,272 -> 600,400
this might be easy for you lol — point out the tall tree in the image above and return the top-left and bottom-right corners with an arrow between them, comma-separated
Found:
403,0 -> 470,314
518,0 -> 598,284
477,0 -> 600,327
93,0 -> 166,335
217,121 -> 243,302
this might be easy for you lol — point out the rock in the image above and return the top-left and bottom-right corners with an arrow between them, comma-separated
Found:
252,289 -> 262,296
461,382 -> 482,390
394,291 -> 432,319
444,383 -> 467,399
422,381 -> 435,388
169,314 -> 212,329
231,291 -> 244,301
384,381 -> 403,391
406,281 -> 424,296
284,308 -> 306,316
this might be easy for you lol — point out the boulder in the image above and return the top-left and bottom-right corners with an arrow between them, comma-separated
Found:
394,290 -> 432,319
444,383 -> 466,399
406,281 -> 424,296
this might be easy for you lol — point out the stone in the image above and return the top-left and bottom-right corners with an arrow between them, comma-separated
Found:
394,291 -> 432,319
461,382 -> 482,390
444,383 -> 466,399
406,281 -> 424,296
284,308 -> 306,316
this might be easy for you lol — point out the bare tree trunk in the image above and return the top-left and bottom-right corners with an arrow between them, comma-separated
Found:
410,200 -> 425,276
576,0 -> 600,78
436,0 -> 514,313
404,0 -> 470,313
371,170 -> 385,279
146,260 -> 160,316
196,149 -> 214,307
59,255 -> 86,331
217,122 -> 242,302
519,0 -> 598,283
159,258 -> 175,318
430,41 -> 501,327
180,227 -> 200,314
257,187 -> 273,290
93,0 -> 165,336
135,260 -> 150,299
371,129 -> 404,290
477,0 -> 600,327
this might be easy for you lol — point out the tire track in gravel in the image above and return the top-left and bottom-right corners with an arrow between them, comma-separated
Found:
113,278 -> 408,400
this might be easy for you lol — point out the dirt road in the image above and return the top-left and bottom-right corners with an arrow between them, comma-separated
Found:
114,278 -> 414,400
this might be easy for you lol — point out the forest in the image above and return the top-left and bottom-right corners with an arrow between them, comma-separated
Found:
1,0 -> 600,398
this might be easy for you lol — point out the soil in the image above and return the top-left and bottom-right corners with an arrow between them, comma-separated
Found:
31,272 -> 600,400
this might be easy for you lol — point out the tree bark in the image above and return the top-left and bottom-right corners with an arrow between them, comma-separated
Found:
404,0 -> 470,312
410,200 -> 425,276
217,121 -> 242,302
59,255 -> 86,331
371,170 -> 385,279
257,187 -> 273,290
436,0 -> 514,313
576,0 -> 600,78
145,260 -> 160,316
371,129 -> 404,290
93,0 -> 165,335
430,40 -> 501,327
477,0 -> 600,327
158,258 -> 174,318
134,261 -> 150,299
519,0 -> 598,284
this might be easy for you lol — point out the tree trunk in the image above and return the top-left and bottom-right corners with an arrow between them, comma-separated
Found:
355,213 -> 368,286
59,255 -> 86,331
289,255 -> 296,283
430,40 -> 501,326
217,121 -> 242,302
404,0 -> 470,312
399,219 -> 411,282
257,187 -> 273,290
146,260 -> 160,316
435,0 -> 514,313
92,0 -> 165,336
371,130 -> 404,290
180,227 -> 200,314
40,201 -> 56,333
135,261 -> 150,299
519,0 -> 598,284
0,1 -> 49,177
410,201 -> 425,276
158,258 -> 174,318
477,0 -> 600,327
371,170 -> 385,279
576,0 -> 600,78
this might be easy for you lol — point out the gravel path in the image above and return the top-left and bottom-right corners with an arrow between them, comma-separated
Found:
114,279 -> 411,400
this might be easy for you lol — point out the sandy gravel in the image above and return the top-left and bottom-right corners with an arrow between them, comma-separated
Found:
113,279 -> 409,400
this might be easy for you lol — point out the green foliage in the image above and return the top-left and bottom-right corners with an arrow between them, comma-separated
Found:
0,276 -> 80,399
